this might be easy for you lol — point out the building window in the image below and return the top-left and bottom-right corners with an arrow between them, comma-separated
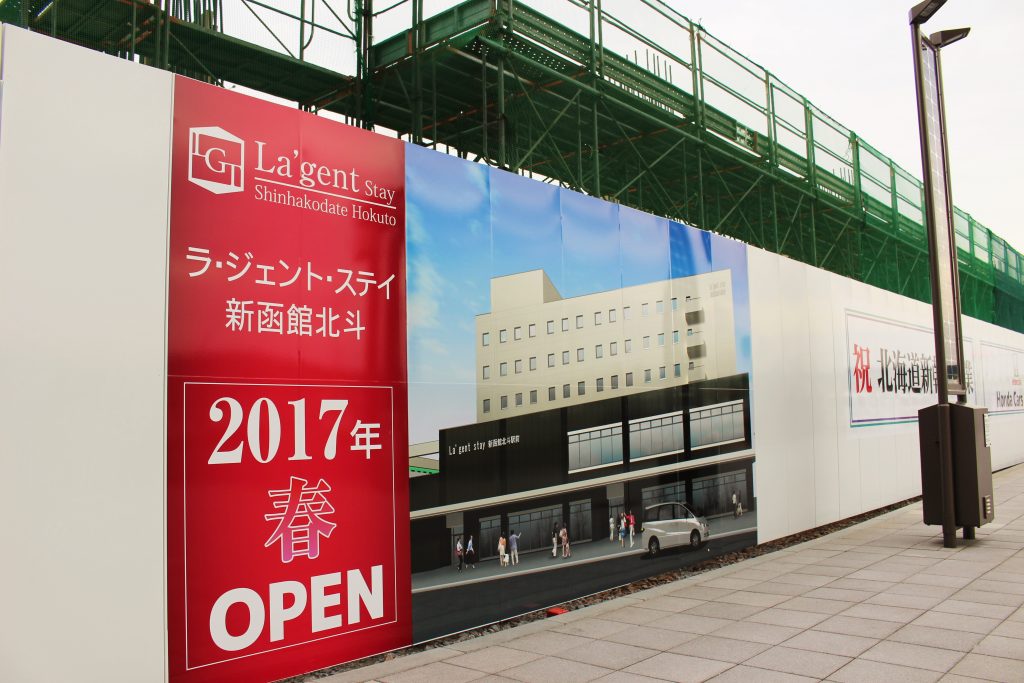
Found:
483,399 -> 491,413
577,347 -> 585,362
482,365 -> 490,380
644,369 -> 652,383
499,329 -> 508,343
625,339 -> 632,353
548,353 -> 556,368
656,300 -> 664,314
626,372 -> 634,387
562,350 -> 570,365
563,384 -> 571,399
528,323 -> 536,338
576,314 -> 584,329
499,362 -> 508,376
594,311 -> 602,325
595,344 -> 603,359
529,356 -> 537,371
674,363 -> 681,377
659,366 -> 666,380
500,395 -> 508,410
657,333 -> 665,347
609,308 -> 617,323
672,297 -> 678,311
515,392 -> 523,406
610,341 -> 618,356
548,386 -> 556,401
687,328 -> 694,336
514,326 -> 522,341
611,375 -> 619,390
530,389 -> 538,404
547,320 -> 555,334
568,423 -> 624,472
643,336 -> 650,349
596,377 -> 604,392
690,400 -> 746,449
482,332 -> 490,346
623,306 -> 632,320
515,359 -> 523,374
630,411 -> 685,460
642,303 -> 649,316
577,381 -> 586,396
673,330 -> 680,344
562,318 -> 569,332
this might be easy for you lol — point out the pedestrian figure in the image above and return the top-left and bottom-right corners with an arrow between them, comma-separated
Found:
498,534 -> 508,567
732,490 -> 739,518
628,510 -> 636,548
552,523 -> 559,558
560,524 -> 571,558
466,535 -> 476,568
619,513 -> 627,547
609,514 -> 616,541
509,530 -> 522,566
455,536 -> 464,572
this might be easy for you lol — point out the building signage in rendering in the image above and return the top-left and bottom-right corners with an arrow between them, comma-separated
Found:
166,77 -> 410,682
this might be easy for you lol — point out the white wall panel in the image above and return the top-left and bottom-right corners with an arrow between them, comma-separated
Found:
807,266 -> 841,527
0,27 -> 171,682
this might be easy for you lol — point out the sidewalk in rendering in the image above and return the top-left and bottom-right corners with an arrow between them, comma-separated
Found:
317,464 -> 1024,682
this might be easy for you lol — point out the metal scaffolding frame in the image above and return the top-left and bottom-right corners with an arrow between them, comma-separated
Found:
4,0 -> 1021,332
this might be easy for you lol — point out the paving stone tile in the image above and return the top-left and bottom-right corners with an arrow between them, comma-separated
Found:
839,603 -> 924,623
698,577 -> 760,590
744,581 -> 814,596
859,640 -> 965,672
782,629 -> 877,657
932,599 -> 1017,620
828,577 -> 897,592
707,665 -> 818,682
889,624 -> 984,652
827,657 -> 943,682
865,591 -> 945,610
554,618 -> 633,640
444,647 -> 546,674
670,634 -> 769,663
744,645 -> 850,678
602,605 -> 677,625
796,563 -> 853,578
911,611 -> 1001,635
635,596 -> 708,613
622,652 -> 732,683
710,621 -> 801,645
973,634 -> 1024,661
559,639 -> 661,669
774,596 -> 854,615
991,619 -> 1024,639
886,582 -> 959,599
592,672 -> 666,683
906,573 -> 974,589
503,630 -> 595,656
605,625 -> 700,651
715,590 -> 791,608
380,661 -> 486,683
747,607 -> 829,629
646,613 -> 734,635
668,586 -> 735,601
949,589 -> 1024,607
804,586 -> 878,602
683,601 -> 764,620
768,572 -> 836,587
503,656 -> 611,683
813,615 -> 903,639
949,653 -> 1024,683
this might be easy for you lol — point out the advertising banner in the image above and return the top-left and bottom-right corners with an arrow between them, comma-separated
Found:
166,77 -> 409,682
979,342 -> 1024,414
846,310 -> 975,427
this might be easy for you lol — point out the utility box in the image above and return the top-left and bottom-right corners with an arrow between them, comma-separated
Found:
918,403 -> 994,529
950,403 -> 995,527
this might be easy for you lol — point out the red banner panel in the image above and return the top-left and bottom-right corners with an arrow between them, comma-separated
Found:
167,76 -> 409,682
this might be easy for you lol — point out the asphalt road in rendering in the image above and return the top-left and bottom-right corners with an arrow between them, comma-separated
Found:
411,530 -> 758,643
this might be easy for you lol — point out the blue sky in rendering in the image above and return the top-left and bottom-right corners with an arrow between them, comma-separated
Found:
405,144 -> 752,444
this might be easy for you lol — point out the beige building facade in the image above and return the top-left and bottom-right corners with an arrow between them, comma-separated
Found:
475,269 -> 737,420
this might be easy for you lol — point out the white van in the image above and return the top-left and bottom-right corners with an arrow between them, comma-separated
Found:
642,502 -> 710,555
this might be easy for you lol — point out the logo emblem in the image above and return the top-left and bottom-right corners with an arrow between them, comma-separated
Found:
188,127 -> 244,194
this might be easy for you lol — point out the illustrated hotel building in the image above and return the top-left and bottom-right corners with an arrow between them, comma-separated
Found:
475,269 -> 737,419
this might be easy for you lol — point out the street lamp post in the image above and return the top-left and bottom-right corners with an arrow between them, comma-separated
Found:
909,0 -> 970,548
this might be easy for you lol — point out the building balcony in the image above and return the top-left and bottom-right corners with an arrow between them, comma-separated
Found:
684,297 -> 705,325
686,340 -> 707,359
688,363 -> 706,382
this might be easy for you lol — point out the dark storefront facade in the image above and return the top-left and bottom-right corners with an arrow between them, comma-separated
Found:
410,373 -> 755,572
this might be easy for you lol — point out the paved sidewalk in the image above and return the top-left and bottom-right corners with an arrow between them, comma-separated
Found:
319,464 -> 1024,683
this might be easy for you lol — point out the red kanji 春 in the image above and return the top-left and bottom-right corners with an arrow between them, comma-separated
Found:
264,476 -> 337,563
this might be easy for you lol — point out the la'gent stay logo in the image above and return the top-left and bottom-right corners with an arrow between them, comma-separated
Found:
189,126 -> 244,194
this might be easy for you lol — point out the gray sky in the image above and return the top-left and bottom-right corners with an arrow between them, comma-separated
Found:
668,0 -> 1023,255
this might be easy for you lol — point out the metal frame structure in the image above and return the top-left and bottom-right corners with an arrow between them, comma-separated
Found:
4,0 -> 1021,333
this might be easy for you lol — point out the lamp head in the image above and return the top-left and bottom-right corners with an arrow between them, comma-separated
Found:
929,27 -> 971,48
909,0 -> 947,25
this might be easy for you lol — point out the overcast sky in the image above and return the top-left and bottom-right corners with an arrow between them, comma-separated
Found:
658,0 -> 1023,255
